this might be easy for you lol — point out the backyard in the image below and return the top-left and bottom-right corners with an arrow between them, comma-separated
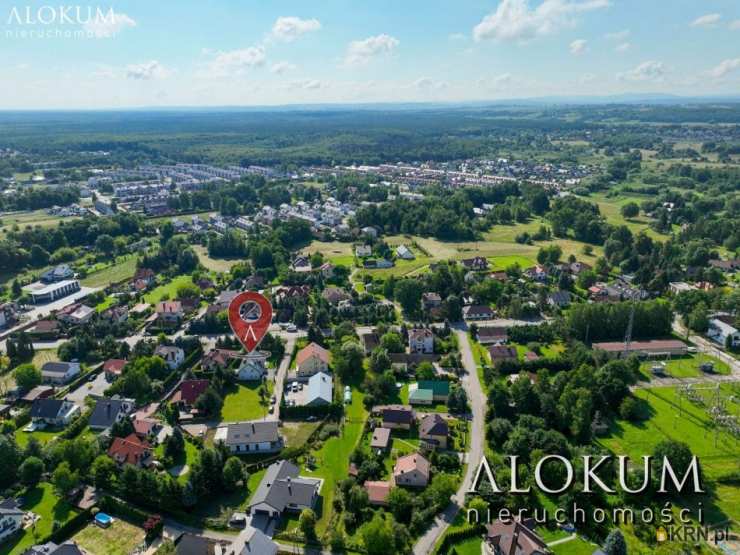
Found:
144,275 -> 196,304
72,518 -> 146,555
220,381 -> 271,422
81,256 -> 138,288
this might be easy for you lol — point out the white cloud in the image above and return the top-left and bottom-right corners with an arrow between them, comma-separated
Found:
204,46 -> 266,77
411,77 -> 448,90
730,19 -> 740,30
343,34 -> 399,67
604,29 -> 629,40
708,58 -> 740,78
690,13 -> 721,27
615,42 -> 631,52
479,73 -> 514,90
270,61 -> 297,74
83,11 -> 136,38
472,0 -> 609,42
92,65 -> 116,79
125,61 -> 170,80
285,79 -> 323,90
617,60 -> 666,82
569,39 -> 587,54
270,16 -> 321,42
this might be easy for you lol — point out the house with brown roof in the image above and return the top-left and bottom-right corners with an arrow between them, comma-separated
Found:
477,326 -> 508,346
172,379 -> 209,410
393,453 -> 430,488
461,257 -> 489,271
107,433 -> 154,467
370,427 -> 391,452
364,481 -> 392,507
592,339 -> 687,358
422,292 -> 442,310
463,305 -> 495,320
419,413 -> 449,449
359,331 -> 380,355
155,300 -> 183,325
201,348 -> 240,371
381,405 -> 415,430
409,328 -> 434,354
488,345 -> 518,365
28,319 -> 60,340
103,359 -> 127,381
296,342 -> 330,377
322,287 -> 351,306
484,517 -> 549,555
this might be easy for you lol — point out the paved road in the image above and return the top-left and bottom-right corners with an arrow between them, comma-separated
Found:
271,332 -> 301,421
413,325 -> 486,555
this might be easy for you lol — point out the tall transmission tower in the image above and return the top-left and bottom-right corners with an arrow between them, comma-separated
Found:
623,302 -> 635,357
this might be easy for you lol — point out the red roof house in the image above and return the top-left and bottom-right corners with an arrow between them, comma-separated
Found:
108,433 -> 153,467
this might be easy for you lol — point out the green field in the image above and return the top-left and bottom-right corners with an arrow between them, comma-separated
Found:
0,483 -> 79,555
14,427 -> 61,448
143,275 -> 195,304
587,192 -> 672,240
0,209 -> 76,234
81,256 -> 138,288
193,245 -> 242,273
72,518 -> 145,555
550,536 -> 599,555
638,353 -> 730,379
302,386 -> 367,534
220,382 -> 270,422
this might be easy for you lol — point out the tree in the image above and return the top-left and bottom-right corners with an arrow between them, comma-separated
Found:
164,428 -> 185,460
387,487 -> 413,524
332,342 -> 365,380
447,384 -> 468,413
380,332 -> 404,353
222,457 -> 245,491
394,279 -> 423,315
370,348 -> 391,373
176,282 -> 201,300
91,455 -> 117,488
14,363 -> 41,391
620,202 -> 640,219
195,387 -> 223,417
688,303 -> 709,333
603,529 -> 627,555
52,461 -> 78,496
95,234 -> 115,256
652,440 -> 696,489
19,456 -> 44,486
0,436 -> 20,488
361,513 -> 395,555
299,508 -> 317,540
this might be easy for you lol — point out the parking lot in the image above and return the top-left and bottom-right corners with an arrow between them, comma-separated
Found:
283,380 -> 308,407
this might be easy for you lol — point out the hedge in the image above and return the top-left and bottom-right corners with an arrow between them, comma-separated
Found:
435,524 -> 486,555
47,509 -> 93,545
59,407 -> 92,440
280,402 -> 344,420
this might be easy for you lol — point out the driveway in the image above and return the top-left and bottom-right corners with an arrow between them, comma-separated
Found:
67,370 -> 109,406
413,325 -> 486,555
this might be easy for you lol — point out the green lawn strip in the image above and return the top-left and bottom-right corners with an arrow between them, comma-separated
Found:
549,536 -> 600,555
143,275 -> 195,304
81,256 -> 138,288
220,382 -> 270,422
0,483 -> 79,555
14,428 -> 60,448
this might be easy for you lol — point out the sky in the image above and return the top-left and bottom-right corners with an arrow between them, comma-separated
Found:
1,0 -> 739,109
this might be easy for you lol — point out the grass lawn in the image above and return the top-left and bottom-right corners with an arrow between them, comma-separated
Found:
14,428 -> 60,448
144,275 -> 195,304
586,192 -> 673,241
95,296 -> 115,312
300,241 -> 354,266
156,439 -> 200,484
639,353 -> 730,380
282,421 -> 321,448
220,382 -> 270,422
0,483 -> 79,555
72,518 -> 145,555
598,386 -> 740,486
302,386 -> 368,534
193,245 -> 241,273
0,209 -> 74,234
192,468 -> 266,521
31,349 -> 59,368
550,536 -> 599,555
447,536 -> 482,555
81,256 -> 138,288
468,334 -> 490,393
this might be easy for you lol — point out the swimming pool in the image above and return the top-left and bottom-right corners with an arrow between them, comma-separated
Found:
94,512 -> 113,527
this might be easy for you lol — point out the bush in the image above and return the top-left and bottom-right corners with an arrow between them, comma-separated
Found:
619,396 -> 640,421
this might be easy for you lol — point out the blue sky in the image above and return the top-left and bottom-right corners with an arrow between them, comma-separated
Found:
1,0 -> 739,108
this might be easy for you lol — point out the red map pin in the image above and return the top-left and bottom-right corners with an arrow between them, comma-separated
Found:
227,291 -> 273,353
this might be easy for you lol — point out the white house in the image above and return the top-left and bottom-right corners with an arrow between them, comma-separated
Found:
154,345 -> 185,370
30,398 -> 80,428
236,352 -> 268,381
355,245 -> 372,258
215,420 -> 284,454
408,328 -> 434,354
396,245 -> 415,260
707,318 -> 740,348
0,498 -> 23,543
305,372 -> 333,406
41,362 -> 81,385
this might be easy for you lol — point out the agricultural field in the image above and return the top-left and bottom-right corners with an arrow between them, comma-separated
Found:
0,209 -> 76,234
0,483 -> 79,555
300,240 -> 354,267
72,518 -> 146,555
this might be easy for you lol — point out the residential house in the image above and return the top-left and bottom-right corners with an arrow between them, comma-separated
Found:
107,433 -> 154,467
291,255 -> 311,272
155,301 -> 183,325
101,305 -> 128,324
273,285 -> 311,304
381,405 -> 415,430
488,346 -> 518,365
133,268 -> 156,287
359,331 -> 380,355
28,320 -> 61,340
419,413 -> 449,449
230,526 -> 278,555
370,427 -> 391,452
322,287 -> 351,306
41,361 -> 81,385
201,348 -> 239,371
133,417 -> 162,441
296,342 -> 330,377
305,372 -> 333,406
709,259 -> 740,272
568,261 -> 592,275
25,542 -> 85,555
422,292 -> 442,311
361,226 -> 378,239
524,265 -> 548,282
58,304 -> 94,326
355,245 -> 372,258
408,328 -> 434,354
171,379 -> 209,411
462,305 -> 495,320
708,318 -> 740,348
409,380 -> 450,405
396,245 -> 415,260
247,460 -> 321,518
20,386 -> 54,404
212,290 -> 239,312
215,420 -> 284,454
547,290 -> 571,308
477,327 -> 508,346
41,264 -> 74,283
0,498 -> 23,544
30,398 -> 80,428
103,359 -> 127,381
393,453 -> 430,488
154,345 -> 185,370
364,481 -> 392,507
88,397 -> 135,432
484,517 -> 549,555
320,262 -> 335,279
236,352 -> 268,381
461,257 -> 489,271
